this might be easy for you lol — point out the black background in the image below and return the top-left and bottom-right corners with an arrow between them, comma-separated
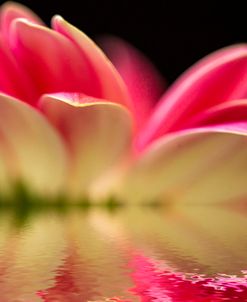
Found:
1,0 -> 246,84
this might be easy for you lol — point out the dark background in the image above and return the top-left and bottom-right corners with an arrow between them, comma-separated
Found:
2,0 -> 246,84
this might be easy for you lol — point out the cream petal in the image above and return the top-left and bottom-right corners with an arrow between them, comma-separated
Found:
40,93 -> 132,200
0,93 -> 67,200
119,123 -> 247,204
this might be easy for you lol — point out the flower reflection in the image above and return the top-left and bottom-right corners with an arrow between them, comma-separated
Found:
130,254 -> 247,301
0,206 -> 247,301
36,210 -> 133,302
37,248 -> 97,301
0,211 -> 65,301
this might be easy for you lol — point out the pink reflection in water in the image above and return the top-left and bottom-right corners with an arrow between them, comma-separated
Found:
36,243 -> 132,302
129,254 -> 247,302
18,207 -> 247,302
37,245 -> 98,302
35,251 -> 247,302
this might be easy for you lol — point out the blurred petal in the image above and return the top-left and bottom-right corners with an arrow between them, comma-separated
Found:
99,36 -> 165,129
139,45 -> 247,148
0,146 -> 9,197
0,1 -> 44,37
52,16 -> 130,108
119,123 -> 247,204
0,93 -> 67,198
185,99 -> 247,127
0,34 -> 34,102
40,93 -> 132,199
9,19 -> 102,104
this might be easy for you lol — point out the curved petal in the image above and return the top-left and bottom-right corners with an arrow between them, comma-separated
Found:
0,35 -> 33,102
119,123 -> 247,204
40,93 -> 132,200
0,93 -> 67,199
185,99 -> 247,127
0,1 -> 44,37
139,45 -> 247,149
52,16 -> 130,108
9,19 -> 102,104
99,36 -> 165,129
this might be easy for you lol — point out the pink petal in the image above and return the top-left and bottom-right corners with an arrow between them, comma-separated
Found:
184,99 -> 247,127
52,16 -> 130,108
0,34 -> 34,102
9,19 -> 102,104
40,93 -> 132,199
139,45 -> 247,149
99,36 -> 165,130
0,1 -> 44,37
119,123 -> 247,204
0,93 -> 67,198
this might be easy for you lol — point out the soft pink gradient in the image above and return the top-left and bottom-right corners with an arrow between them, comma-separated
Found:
0,2 -> 247,203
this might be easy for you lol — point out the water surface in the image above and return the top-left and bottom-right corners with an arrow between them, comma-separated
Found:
0,204 -> 247,301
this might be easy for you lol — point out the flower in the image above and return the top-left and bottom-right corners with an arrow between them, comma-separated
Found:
0,2 -> 247,204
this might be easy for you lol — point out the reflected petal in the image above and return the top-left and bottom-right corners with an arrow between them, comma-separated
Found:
117,206 -> 247,275
38,211 -> 133,301
1,207 -> 247,301
0,212 -> 65,301
129,253 -> 247,301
